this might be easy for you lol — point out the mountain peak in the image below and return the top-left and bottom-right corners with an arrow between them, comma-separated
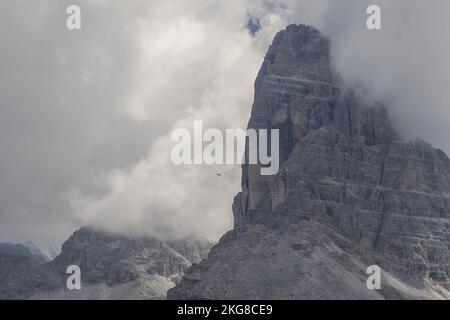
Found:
170,24 -> 450,300
258,23 -> 331,84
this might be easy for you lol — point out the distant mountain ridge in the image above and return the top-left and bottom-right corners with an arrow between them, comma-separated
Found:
0,242 -> 48,265
0,228 -> 213,300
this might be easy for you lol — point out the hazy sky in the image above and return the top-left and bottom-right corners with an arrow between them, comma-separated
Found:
1,0 -> 449,251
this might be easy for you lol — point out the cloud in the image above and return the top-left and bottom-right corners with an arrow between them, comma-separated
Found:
1,0 -> 449,248
317,0 -> 450,153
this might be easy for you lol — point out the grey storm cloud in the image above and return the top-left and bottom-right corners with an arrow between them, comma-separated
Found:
0,0 -> 449,250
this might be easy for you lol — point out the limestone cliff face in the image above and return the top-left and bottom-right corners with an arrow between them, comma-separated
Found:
169,24 -> 450,299
48,227 -> 192,286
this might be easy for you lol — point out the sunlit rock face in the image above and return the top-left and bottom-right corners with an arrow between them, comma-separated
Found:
169,24 -> 450,300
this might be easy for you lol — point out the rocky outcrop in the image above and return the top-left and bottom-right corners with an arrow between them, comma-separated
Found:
0,243 -> 55,299
0,252 -> 52,300
169,24 -> 450,299
48,227 -> 192,286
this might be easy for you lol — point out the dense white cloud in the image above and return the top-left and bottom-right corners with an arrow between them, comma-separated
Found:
1,0 -> 449,249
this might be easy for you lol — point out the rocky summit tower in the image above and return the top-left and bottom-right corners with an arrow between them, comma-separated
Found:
169,24 -> 450,299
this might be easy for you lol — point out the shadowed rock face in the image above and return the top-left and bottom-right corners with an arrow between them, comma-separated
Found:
0,243 -> 53,299
0,253 -> 52,300
0,243 -> 46,265
169,24 -> 450,300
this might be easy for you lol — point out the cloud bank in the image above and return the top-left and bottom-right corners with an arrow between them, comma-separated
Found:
0,0 -> 449,248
